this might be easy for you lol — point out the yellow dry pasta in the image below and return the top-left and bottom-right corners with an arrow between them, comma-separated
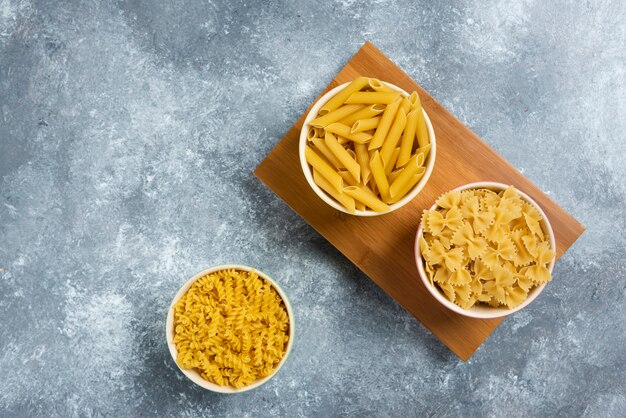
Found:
420,186 -> 555,310
303,77 -> 431,213
309,104 -> 364,128
173,269 -> 290,389
339,104 -> 386,126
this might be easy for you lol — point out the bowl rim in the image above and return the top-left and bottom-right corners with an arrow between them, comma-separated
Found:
299,81 -> 437,217
414,181 -> 557,319
165,264 -> 295,393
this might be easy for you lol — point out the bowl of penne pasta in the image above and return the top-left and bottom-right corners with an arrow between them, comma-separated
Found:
299,77 -> 436,216
415,182 -> 556,318
166,265 -> 295,393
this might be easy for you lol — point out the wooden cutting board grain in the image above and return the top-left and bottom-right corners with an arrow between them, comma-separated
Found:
254,41 -> 585,360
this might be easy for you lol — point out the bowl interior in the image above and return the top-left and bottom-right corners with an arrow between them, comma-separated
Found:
299,81 -> 436,217
165,264 -> 295,393
414,182 -> 556,319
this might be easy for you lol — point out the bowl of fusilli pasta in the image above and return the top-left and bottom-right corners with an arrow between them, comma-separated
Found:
166,265 -> 294,393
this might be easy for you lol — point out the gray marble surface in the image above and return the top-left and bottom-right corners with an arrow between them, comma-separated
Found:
1,0 -> 625,416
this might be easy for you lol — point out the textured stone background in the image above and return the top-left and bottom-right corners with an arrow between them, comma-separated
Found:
1,0 -> 624,416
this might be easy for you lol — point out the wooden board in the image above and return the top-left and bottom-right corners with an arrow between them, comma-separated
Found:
254,42 -> 585,360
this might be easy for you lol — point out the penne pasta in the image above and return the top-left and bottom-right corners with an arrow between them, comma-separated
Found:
307,126 -> 317,141
388,171 -> 424,204
325,123 -> 373,144
346,148 -> 358,163
309,144 -> 336,167
305,145 -> 343,193
354,143 -> 372,185
339,104 -> 386,126
337,169 -> 360,186
325,132 -> 361,182
351,116 -> 381,133
311,137 -> 344,169
368,78 -> 395,93
368,98 -> 401,150
369,151 -> 390,202
407,92 -> 419,110
388,168 -> 403,184
345,91 -> 401,105
343,186 -> 389,212
304,77 -> 432,214
389,154 -> 425,198
416,108 -> 430,149
414,143 -> 432,161
396,108 -> 419,167
321,76 -> 370,113
399,97 -> 411,114
411,93 -> 430,148
385,147 -> 401,177
309,104 -> 364,128
313,170 -> 356,214
380,109 -> 407,167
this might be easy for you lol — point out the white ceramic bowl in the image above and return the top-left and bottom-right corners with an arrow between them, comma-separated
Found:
414,182 -> 556,319
299,81 -> 437,216
166,264 -> 295,393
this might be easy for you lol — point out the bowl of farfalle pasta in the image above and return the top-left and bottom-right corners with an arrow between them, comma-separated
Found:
415,182 -> 556,319
166,265 -> 294,393
299,77 -> 436,216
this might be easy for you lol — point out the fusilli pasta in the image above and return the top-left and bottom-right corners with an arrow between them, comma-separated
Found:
173,269 -> 290,388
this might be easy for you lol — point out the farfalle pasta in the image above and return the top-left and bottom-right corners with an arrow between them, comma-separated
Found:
419,186 -> 555,310
173,269 -> 290,388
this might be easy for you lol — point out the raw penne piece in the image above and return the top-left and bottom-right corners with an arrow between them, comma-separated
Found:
313,170 -> 356,214
399,97 -> 411,114
346,149 -> 358,165
355,201 -> 366,211
388,171 -> 423,204
339,104 -> 386,126
368,78 -> 395,93
321,76 -> 369,113
337,136 -> 350,144
414,143 -> 432,161
345,91 -> 401,105
369,151 -> 390,202
411,93 -> 430,148
305,145 -> 343,193
370,181 -> 378,196
309,104 -> 364,128
337,169 -> 360,186
351,116 -> 381,133
325,132 -> 361,182
309,144 -> 335,167
354,143 -> 372,185
380,109 -> 407,167
307,126 -> 317,141
312,137 -> 344,169
369,98 -> 401,150
343,186 -> 389,212
389,154 -> 425,198
325,123 -> 373,144
385,147 -> 401,176
416,108 -> 430,148
388,168 -> 403,184
396,109 -> 419,167
407,92 -> 419,110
